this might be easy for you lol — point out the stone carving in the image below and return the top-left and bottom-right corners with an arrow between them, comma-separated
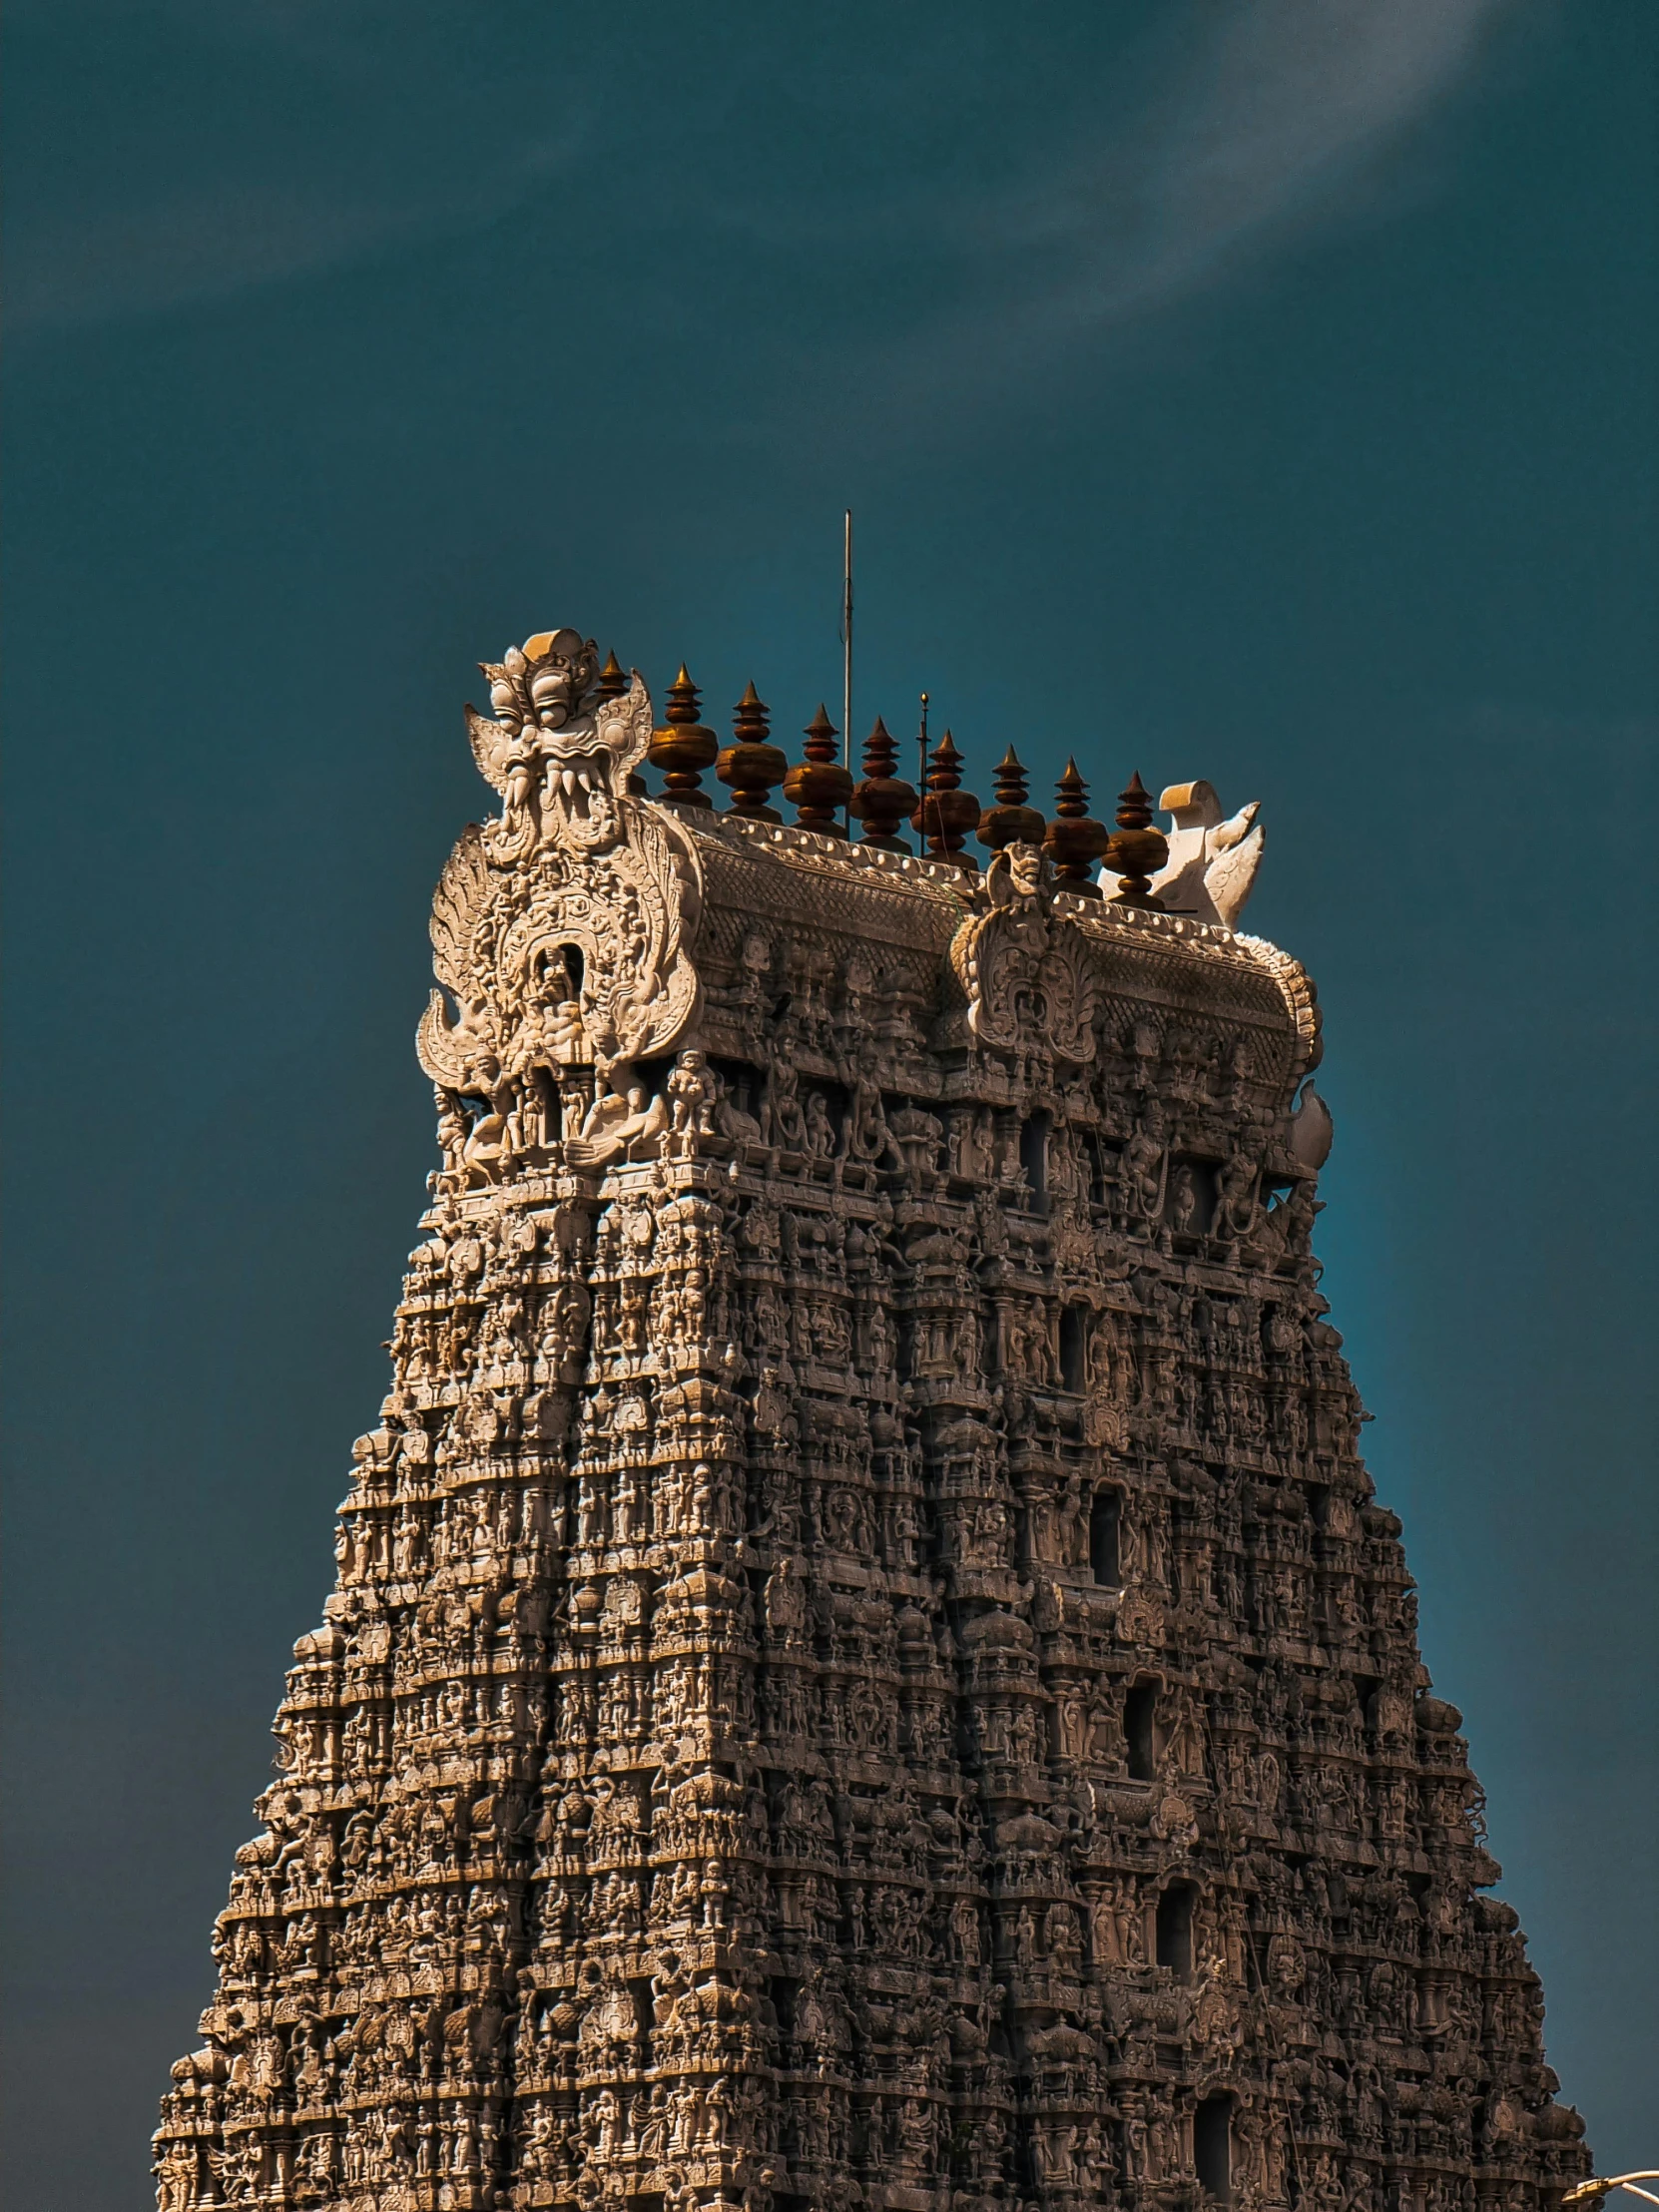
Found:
1289,1080 -> 1335,1173
950,844 -> 1100,1064
1150,781 -> 1265,928
418,633 -> 702,1118
160,627 -> 1588,2212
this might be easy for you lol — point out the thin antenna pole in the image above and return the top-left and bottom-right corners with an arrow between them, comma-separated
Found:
841,509 -> 853,832
918,691 -> 930,853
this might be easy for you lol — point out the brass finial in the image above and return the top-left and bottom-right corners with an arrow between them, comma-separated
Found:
910,728 -> 981,873
596,650 -> 629,702
1103,770 -> 1169,906
716,681 -> 788,823
649,665 -> 720,810
849,716 -> 917,852
978,745 -> 1047,853
784,704 -> 855,837
1043,759 -> 1111,895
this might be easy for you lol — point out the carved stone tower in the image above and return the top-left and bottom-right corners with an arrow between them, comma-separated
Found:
157,627 -> 1589,2212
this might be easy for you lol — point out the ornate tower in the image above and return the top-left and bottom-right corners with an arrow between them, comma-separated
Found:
157,627 -> 1589,2212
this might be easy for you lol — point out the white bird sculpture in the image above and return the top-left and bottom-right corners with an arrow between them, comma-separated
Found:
1149,781 -> 1265,929
1289,1082 -> 1334,1172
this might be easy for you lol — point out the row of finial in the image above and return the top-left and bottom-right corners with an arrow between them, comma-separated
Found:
624,659 -> 1167,903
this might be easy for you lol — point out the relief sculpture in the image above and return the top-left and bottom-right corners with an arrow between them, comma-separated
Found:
417,629 -> 703,1123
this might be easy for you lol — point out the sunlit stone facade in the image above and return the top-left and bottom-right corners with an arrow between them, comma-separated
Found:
157,628 -> 1588,2212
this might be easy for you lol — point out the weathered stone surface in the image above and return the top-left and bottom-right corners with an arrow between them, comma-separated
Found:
157,629 -> 1589,2212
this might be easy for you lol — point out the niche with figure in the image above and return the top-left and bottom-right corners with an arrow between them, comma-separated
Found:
535,942 -> 591,1068
1165,1155 -> 1217,1235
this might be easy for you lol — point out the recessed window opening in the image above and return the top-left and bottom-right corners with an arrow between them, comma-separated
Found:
1124,1679 -> 1158,1781
1059,1306 -> 1088,1393
1019,1113 -> 1050,1205
1089,1492 -> 1121,1587
1086,1134 -> 1108,1205
1194,2094 -> 1233,2200
1155,1883 -> 1195,1981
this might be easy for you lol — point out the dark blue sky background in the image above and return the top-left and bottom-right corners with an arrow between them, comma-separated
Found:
3,2 -> 1655,2201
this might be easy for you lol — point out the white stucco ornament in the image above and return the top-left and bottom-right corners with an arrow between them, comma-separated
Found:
1148,778 -> 1266,928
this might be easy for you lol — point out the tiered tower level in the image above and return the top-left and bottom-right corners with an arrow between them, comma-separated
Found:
158,629 -> 1589,2212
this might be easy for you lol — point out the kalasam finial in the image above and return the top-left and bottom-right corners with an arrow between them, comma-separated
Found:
979,745 -> 1047,855
717,682 -> 788,823
596,650 -> 629,703
849,715 -> 916,853
1043,758 -> 1111,895
1104,770 -> 1170,906
649,666 -> 720,810
784,704 -> 855,837
911,729 -> 981,873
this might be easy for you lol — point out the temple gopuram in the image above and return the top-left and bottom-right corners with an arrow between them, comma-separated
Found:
157,628 -> 1589,2212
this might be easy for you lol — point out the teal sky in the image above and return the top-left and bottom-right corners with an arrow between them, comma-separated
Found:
3,3 -> 1655,2199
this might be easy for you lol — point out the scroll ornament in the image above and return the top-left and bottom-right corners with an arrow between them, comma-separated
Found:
950,842 -> 1101,1065
416,630 -> 703,1097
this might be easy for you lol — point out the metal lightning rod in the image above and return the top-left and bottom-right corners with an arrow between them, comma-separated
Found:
918,690 -> 930,857
841,509 -> 853,831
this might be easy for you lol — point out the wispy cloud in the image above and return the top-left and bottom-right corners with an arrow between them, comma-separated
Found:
4,3 -> 594,336
8,147 -> 583,336
7,0 -> 1525,365
859,0 -> 1526,405
1089,0 -> 1511,306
